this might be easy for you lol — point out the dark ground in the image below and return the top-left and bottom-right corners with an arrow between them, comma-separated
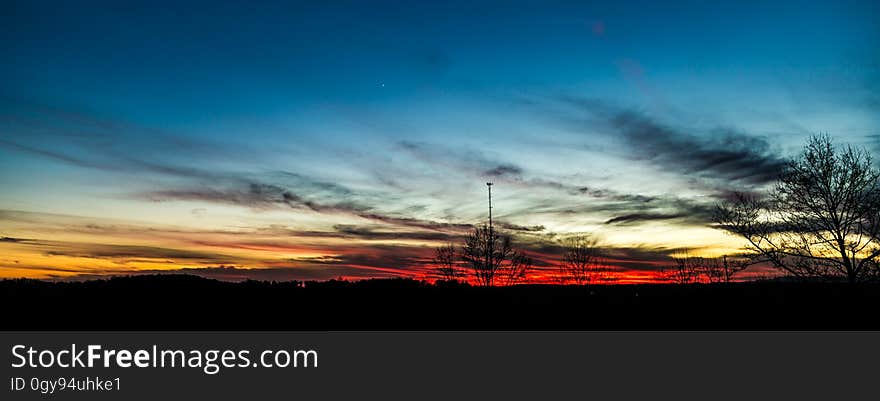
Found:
2,274 -> 879,330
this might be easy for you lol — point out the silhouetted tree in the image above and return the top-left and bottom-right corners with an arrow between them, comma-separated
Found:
433,243 -> 462,282
461,225 -> 531,286
561,235 -> 603,285
715,135 -> 880,283
667,253 -> 749,284
668,250 -> 701,284
701,256 -> 750,283
498,252 -> 533,286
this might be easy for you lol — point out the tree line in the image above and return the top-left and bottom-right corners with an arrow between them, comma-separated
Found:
433,134 -> 880,285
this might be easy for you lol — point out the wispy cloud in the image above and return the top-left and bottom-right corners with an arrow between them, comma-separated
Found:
528,95 -> 789,187
0,95 -> 764,281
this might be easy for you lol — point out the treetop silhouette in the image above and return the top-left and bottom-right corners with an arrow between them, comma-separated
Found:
715,135 -> 880,283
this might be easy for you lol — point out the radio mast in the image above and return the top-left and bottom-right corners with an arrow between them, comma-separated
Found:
486,182 -> 493,234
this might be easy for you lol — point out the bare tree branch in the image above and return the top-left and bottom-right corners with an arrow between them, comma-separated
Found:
461,225 -> 531,286
714,135 -> 880,283
433,243 -> 462,282
560,235 -> 604,285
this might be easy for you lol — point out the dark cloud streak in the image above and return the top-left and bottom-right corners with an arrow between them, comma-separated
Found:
545,96 -> 789,187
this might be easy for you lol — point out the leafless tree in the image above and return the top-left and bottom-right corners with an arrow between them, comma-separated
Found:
715,135 -> 880,283
498,252 -> 533,286
701,256 -> 750,283
433,243 -> 462,282
666,253 -> 749,284
461,224 -> 531,286
561,235 -> 603,285
668,250 -> 702,284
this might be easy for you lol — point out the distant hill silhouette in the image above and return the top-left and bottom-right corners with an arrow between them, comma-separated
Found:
3,274 -> 880,330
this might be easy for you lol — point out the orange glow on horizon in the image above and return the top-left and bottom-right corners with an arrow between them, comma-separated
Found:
0,209 -> 762,283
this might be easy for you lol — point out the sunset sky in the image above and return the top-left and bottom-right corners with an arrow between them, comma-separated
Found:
1,1 -> 879,282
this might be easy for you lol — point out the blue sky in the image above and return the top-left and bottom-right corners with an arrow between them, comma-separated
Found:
1,0 -> 878,280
